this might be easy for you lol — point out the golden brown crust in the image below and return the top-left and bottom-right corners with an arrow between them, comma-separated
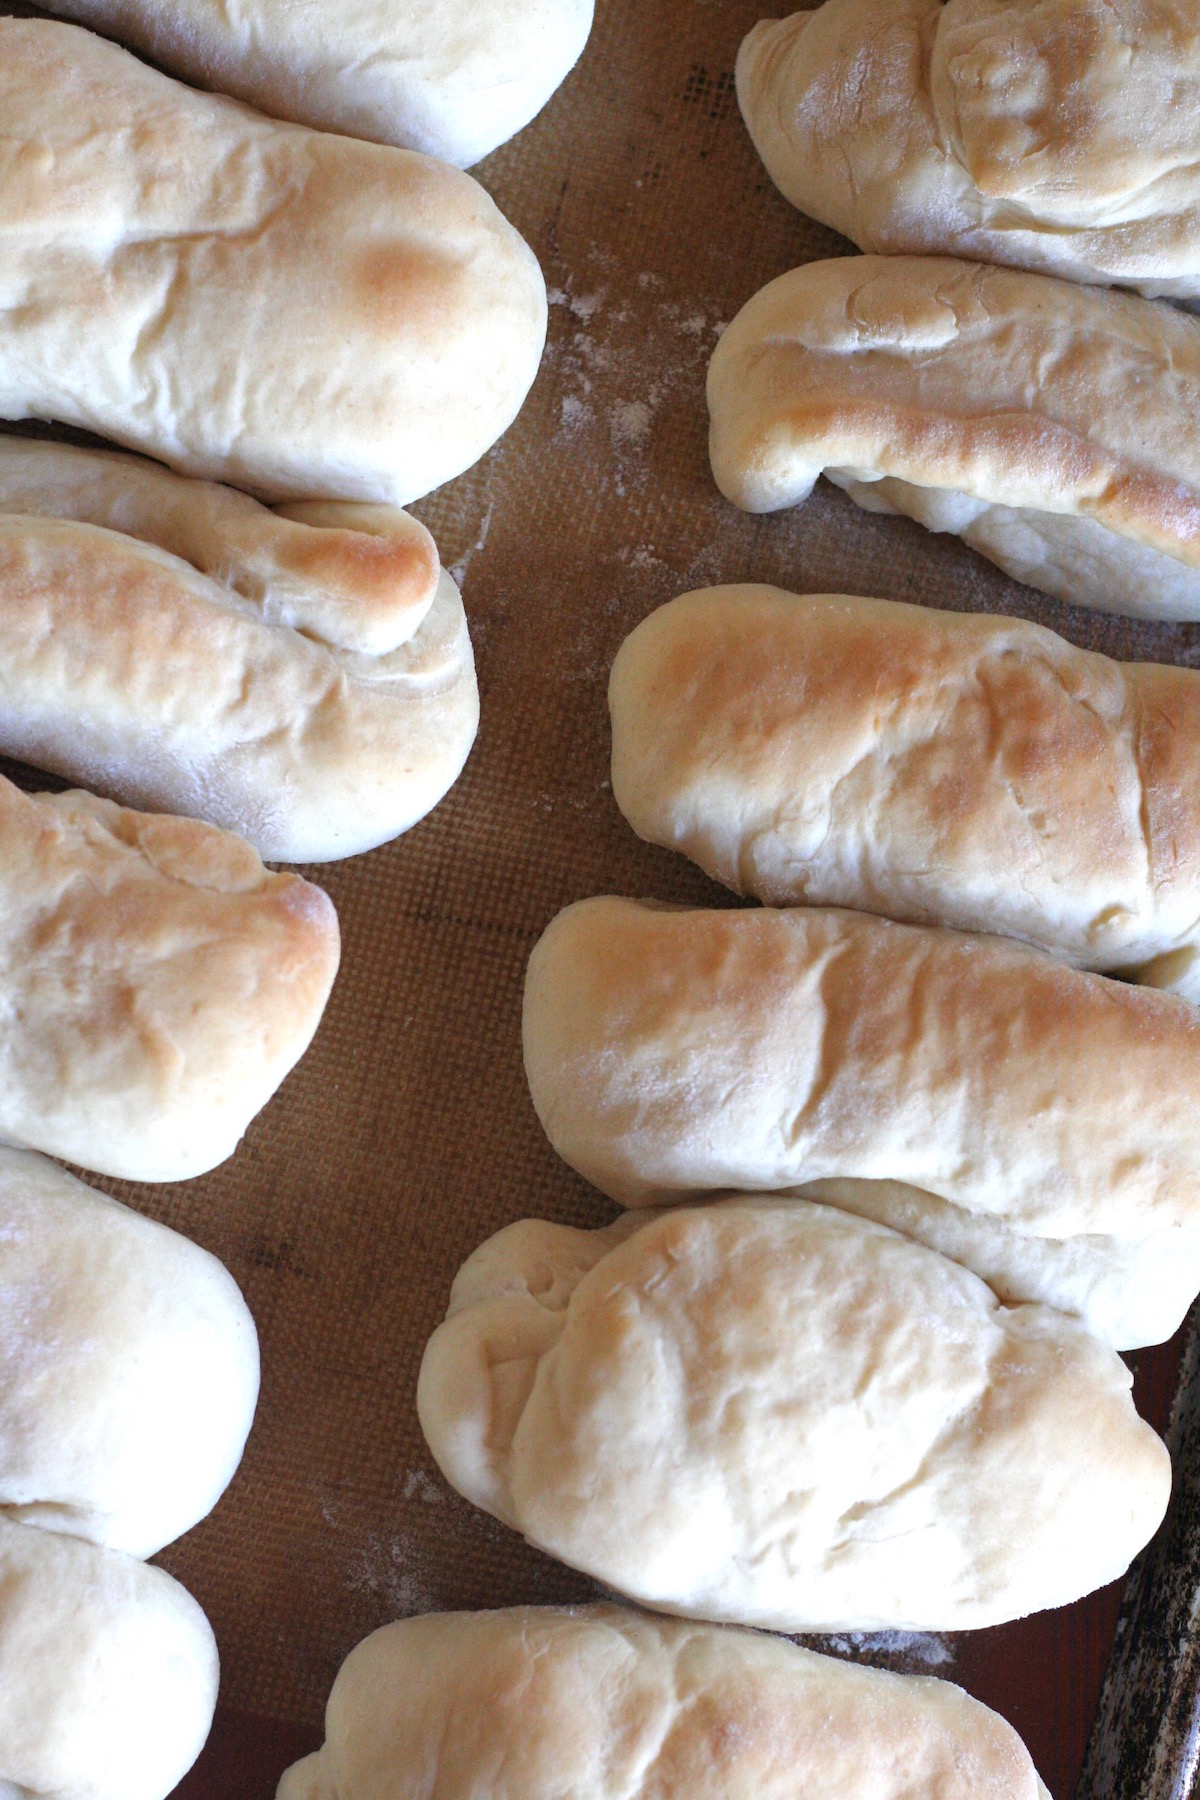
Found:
609,586 -> 1200,983
0,510 -> 477,862
522,899 -> 1200,1304
280,1606 -> 1050,1800
708,255 -> 1200,617
0,21 -> 547,506
737,0 -> 1200,298
0,778 -> 339,1181
0,440 -> 440,656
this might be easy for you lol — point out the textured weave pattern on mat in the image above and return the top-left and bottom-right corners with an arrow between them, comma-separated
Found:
3,0 -> 1198,1763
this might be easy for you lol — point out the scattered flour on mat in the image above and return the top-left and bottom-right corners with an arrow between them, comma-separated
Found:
347,1529 -> 440,1615
449,497 -> 495,588
401,1468 -> 445,1505
822,1630 -> 955,1669
543,253 -> 726,497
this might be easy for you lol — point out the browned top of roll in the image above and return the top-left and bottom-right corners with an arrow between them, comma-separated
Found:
0,778 -> 339,1181
610,585 -> 1200,981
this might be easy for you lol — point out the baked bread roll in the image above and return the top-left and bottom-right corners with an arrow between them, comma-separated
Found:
0,1147 -> 258,1558
523,898 -> 1200,1347
0,1517 -> 218,1800
0,444 -> 478,862
738,0 -> 1200,300
418,1202 -> 1169,1630
0,21 -> 547,505
278,1605 -> 1050,1800
0,778 -> 339,1182
707,254 -> 1200,622
40,0 -> 594,168
610,586 -> 1200,997
0,438 -> 441,658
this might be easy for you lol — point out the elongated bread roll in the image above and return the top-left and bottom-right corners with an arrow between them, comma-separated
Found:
0,449 -> 479,861
738,0 -> 1200,299
418,1203 -> 1169,1630
40,0 -> 594,168
0,779 -> 339,1182
523,898 -> 1200,1346
610,586 -> 1200,997
0,438 -> 440,658
0,1148 -> 258,1558
708,254 -> 1200,622
0,21 -> 547,505
278,1605 -> 1050,1800
0,1518 -> 218,1800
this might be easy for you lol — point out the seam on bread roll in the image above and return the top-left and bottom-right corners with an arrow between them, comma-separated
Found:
707,254 -> 1200,621
523,896 -> 1200,1345
0,438 -> 441,657
609,586 -> 1200,994
0,1147 -> 259,1559
0,21 -> 548,505
0,778 -> 340,1181
737,0 -> 1200,299
0,475 -> 479,861
278,1605 -> 1052,1800
418,1203 -> 1170,1630
34,0 -> 595,168
0,1517 -> 218,1800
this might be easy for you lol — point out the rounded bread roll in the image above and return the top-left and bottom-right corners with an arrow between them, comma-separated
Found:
523,897 -> 1200,1346
0,1147 -> 259,1559
610,585 -> 1200,995
0,488 -> 479,862
38,0 -> 594,168
0,1517 -> 218,1800
737,0 -> 1200,299
0,778 -> 340,1182
708,254 -> 1200,622
0,21 -> 548,506
418,1202 -> 1170,1630
277,1604 -> 1050,1800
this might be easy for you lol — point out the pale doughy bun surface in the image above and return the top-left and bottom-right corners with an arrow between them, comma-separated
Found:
523,898 -> 1200,1344
41,0 -> 594,167
738,0 -> 1200,298
0,779 -> 340,1182
278,1604 -> 1051,1800
609,586 -> 1200,985
707,255 -> 1200,622
418,1203 -> 1169,1630
0,21 -> 548,505
0,1517 -> 218,1800
0,1147 -> 258,1558
791,1175 -> 1200,1354
0,506 -> 479,863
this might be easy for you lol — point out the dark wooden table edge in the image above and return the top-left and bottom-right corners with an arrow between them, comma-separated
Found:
1078,1306 -> 1200,1800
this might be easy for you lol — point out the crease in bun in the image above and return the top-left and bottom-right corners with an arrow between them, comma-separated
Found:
737,0 -> 1200,298
708,254 -> 1200,621
0,440 -> 478,862
523,896 -> 1200,1347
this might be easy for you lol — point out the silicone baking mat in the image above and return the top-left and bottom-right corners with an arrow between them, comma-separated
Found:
2,0 -> 1198,1793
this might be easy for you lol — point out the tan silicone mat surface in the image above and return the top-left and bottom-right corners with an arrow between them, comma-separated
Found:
5,0 -> 1199,1787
